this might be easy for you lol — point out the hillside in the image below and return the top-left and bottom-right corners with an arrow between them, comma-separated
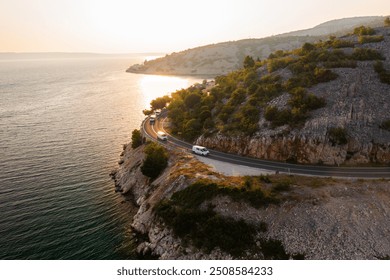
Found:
154,24 -> 390,166
127,16 -> 387,76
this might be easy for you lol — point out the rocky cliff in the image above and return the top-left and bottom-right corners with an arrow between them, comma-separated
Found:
113,142 -> 390,259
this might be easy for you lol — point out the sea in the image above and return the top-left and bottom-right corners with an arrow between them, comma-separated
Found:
0,53 -> 202,259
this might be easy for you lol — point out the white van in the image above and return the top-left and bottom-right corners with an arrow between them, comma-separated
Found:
149,114 -> 156,124
157,131 -> 168,141
192,145 -> 210,156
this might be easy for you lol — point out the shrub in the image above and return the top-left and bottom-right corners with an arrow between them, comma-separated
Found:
258,175 -> 271,183
267,56 -> 295,72
264,106 -> 291,127
141,142 -> 169,179
328,127 -> 348,145
272,180 -> 292,193
131,129 -> 143,149
314,67 -> 338,83
385,17 -> 390,27
380,120 -> 390,131
354,26 -> 376,36
331,39 -> 354,48
358,35 -> 384,44
374,61 -> 390,85
260,239 -> 290,260
300,43 -> 316,55
351,48 -> 384,61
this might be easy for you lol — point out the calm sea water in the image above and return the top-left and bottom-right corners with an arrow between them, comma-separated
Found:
0,54 -> 201,259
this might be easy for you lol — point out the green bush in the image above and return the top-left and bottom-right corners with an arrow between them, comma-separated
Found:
354,26 -> 376,36
272,180 -> 292,193
358,35 -> 384,44
131,129 -> 143,149
313,67 -> 338,83
330,39 -> 354,48
380,120 -> 390,131
267,56 -> 295,72
260,239 -> 290,260
264,106 -> 291,127
328,127 -> 348,145
141,142 -> 169,179
351,48 -> 384,61
374,61 -> 390,85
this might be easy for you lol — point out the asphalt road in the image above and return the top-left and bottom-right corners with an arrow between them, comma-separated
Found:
142,115 -> 390,178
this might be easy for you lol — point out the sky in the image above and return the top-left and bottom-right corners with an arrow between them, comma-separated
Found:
0,0 -> 389,54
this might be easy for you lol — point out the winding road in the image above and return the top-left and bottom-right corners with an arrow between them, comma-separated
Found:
142,114 -> 390,179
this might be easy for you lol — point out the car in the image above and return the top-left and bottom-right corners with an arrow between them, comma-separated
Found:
192,145 -> 210,156
149,114 -> 156,124
157,131 -> 168,141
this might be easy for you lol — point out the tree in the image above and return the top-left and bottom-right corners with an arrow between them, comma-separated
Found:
300,43 -> 316,55
150,95 -> 171,110
243,55 -> 255,69
184,93 -> 201,109
131,129 -> 143,149
141,142 -> 169,179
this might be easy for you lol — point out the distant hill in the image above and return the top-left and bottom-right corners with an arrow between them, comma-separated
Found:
127,16 -> 388,76
278,16 -> 385,37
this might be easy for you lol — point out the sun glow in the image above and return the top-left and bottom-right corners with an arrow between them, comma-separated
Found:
138,75 -> 202,108
0,0 -> 389,53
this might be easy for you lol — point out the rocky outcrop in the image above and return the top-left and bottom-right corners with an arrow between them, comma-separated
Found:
113,144 -> 233,259
114,143 -> 390,260
210,182 -> 390,259
197,132 -> 390,166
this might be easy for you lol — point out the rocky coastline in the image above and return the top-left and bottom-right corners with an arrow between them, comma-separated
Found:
112,141 -> 390,260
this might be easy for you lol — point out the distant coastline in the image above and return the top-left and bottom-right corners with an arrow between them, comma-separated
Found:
0,52 -> 165,61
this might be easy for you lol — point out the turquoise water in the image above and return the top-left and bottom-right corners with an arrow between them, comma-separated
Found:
0,55 -> 201,259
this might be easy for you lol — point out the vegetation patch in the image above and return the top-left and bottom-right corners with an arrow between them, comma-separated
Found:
327,127 -> 348,145
141,142 -> 169,180
358,35 -> 384,44
131,129 -> 143,149
145,26 -> 387,138
264,87 -> 326,128
154,180 -> 302,259
374,61 -> 390,85
351,48 -> 384,61
379,120 -> 390,131
354,26 -> 376,36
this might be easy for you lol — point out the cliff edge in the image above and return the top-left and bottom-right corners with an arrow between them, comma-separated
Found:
112,142 -> 390,259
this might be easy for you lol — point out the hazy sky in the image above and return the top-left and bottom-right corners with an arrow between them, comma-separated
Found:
1,0 -> 389,53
